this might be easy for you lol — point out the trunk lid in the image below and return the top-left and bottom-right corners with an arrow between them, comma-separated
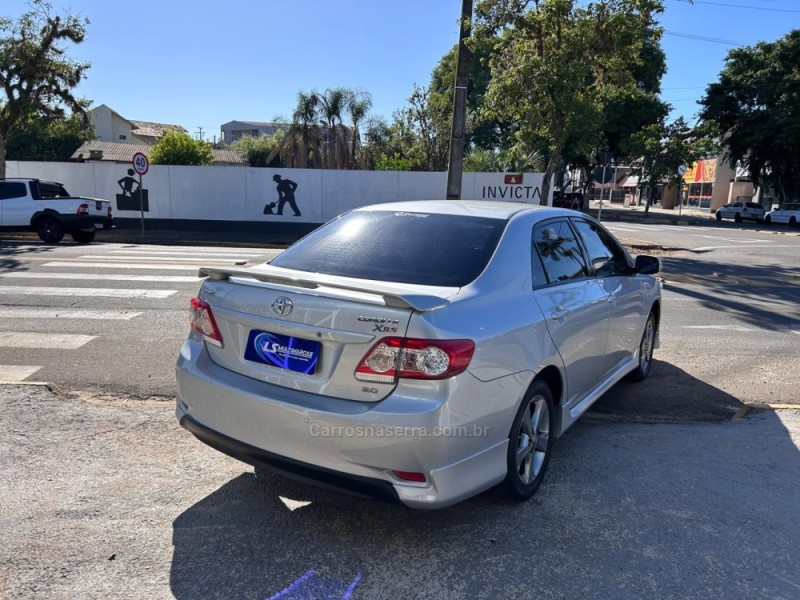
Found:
197,264 -> 457,402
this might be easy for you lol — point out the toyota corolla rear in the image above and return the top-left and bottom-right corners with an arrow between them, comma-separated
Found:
176,203 -> 530,508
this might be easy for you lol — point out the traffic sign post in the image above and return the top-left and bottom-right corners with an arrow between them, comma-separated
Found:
676,165 -> 687,217
132,152 -> 149,238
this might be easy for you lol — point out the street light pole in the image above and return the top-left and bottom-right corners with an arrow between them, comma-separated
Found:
445,0 -> 473,200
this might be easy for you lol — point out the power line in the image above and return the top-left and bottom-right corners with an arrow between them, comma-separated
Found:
673,0 -> 800,13
665,31 -> 744,45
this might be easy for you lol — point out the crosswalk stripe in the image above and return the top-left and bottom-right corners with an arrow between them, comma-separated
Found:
109,249 -> 259,256
114,245 -> 262,253
0,272 -> 201,283
78,255 -> 246,263
0,307 -> 143,320
0,365 -> 41,381
44,262 -> 199,271
0,286 -> 176,299
0,332 -> 95,349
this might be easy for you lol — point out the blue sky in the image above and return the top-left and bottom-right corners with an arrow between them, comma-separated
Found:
4,0 -> 799,140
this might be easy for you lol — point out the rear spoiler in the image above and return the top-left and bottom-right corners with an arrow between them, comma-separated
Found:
199,266 -> 450,312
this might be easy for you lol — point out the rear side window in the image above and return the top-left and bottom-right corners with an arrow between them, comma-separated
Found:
746,203 -> 763,210
0,182 -> 27,200
533,220 -> 590,283
37,182 -> 70,198
270,210 -> 507,286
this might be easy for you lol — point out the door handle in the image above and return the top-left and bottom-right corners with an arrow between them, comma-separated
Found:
551,307 -> 569,320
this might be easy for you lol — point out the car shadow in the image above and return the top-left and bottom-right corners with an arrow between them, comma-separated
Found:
0,241 -> 59,272
170,392 -> 800,598
588,359 -> 743,422
660,256 -> 800,331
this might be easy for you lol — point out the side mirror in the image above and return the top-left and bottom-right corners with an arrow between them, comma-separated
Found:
635,255 -> 660,275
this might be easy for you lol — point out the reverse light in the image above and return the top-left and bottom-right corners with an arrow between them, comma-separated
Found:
189,298 -> 223,347
76,203 -> 89,216
355,337 -> 474,382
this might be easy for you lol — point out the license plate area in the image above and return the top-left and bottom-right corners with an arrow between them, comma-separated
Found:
244,329 -> 320,375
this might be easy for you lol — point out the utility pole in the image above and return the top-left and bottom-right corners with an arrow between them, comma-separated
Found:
445,0 -> 473,200
196,126 -> 205,141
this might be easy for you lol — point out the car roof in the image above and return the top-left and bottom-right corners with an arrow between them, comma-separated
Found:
356,200 -> 576,221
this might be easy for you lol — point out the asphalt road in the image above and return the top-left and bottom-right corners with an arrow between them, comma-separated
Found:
1,220 -> 797,417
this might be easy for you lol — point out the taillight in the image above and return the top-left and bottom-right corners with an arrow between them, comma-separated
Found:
189,298 -> 223,347
107,206 -> 113,218
76,203 -> 89,216
355,337 -> 474,382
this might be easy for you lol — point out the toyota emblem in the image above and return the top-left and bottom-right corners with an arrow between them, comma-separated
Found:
271,296 -> 293,316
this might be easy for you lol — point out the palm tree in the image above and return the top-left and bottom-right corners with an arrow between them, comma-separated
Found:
318,87 -> 349,168
292,91 -> 319,168
347,90 -> 373,169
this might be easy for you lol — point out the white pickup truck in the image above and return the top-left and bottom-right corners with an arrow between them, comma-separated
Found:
0,178 -> 113,243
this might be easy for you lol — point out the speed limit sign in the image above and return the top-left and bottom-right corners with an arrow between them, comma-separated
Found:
132,152 -> 149,176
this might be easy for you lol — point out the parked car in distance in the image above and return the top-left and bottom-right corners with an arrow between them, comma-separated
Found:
765,202 -> 800,227
176,201 -> 662,509
0,178 -> 112,243
715,200 -> 765,223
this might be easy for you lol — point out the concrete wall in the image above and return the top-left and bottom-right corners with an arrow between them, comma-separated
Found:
5,161 -> 550,225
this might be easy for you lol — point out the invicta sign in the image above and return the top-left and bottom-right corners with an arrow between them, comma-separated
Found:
482,174 -> 542,202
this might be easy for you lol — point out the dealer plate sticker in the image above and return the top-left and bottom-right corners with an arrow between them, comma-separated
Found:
244,329 -> 319,374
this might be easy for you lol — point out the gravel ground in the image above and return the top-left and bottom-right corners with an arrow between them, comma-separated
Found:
2,384 -> 800,599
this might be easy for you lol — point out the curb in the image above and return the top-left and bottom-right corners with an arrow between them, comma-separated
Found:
3,382 -> 797,424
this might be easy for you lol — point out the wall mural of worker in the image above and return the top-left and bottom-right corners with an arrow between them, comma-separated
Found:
264,174 -> 301,216
116,168 -> 149,212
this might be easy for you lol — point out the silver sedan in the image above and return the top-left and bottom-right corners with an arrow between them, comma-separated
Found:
176,201 -> 661,508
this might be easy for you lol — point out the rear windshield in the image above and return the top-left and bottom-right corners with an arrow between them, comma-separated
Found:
270,210 -> 507,287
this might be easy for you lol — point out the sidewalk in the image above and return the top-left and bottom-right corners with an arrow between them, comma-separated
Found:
585,200 -> 716,225
0,201 -> 716,248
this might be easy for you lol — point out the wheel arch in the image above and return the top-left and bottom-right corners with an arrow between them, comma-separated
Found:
530,364 -> 566,437
650,299 -> 661,348
30,209 -> 62,229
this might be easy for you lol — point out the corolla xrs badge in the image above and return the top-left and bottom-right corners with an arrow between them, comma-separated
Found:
271,296 -> 293,316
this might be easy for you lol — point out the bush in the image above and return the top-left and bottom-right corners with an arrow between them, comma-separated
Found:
150,130 -> 213,166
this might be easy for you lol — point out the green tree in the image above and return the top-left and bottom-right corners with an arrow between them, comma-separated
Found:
626,117 -> 717,214
699,29 -> 800,202
150,130 -> 213,166
230,133 -> 284,167
6,110 -> 93,161
0,0 -> 90,178
474,0 -> 667,204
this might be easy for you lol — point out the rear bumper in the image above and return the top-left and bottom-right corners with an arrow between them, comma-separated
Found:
179,412 -> 401,503
176,337 -> 520,508
60,215 -> 113,231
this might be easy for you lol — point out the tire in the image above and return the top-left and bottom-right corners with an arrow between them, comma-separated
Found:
627,311 -> 656,382
734,213 -> 742,223
71,230 -> 96,244
502,380 -> 554,501
36,216 -> 64,244
765,216 -> 772,225
715,212 -> 722,221
791,216 -> 798,228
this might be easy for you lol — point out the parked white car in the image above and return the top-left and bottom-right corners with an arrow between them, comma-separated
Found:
714,201 -> 765,224
765,203 -> 800,227
0,178 -> 112,243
